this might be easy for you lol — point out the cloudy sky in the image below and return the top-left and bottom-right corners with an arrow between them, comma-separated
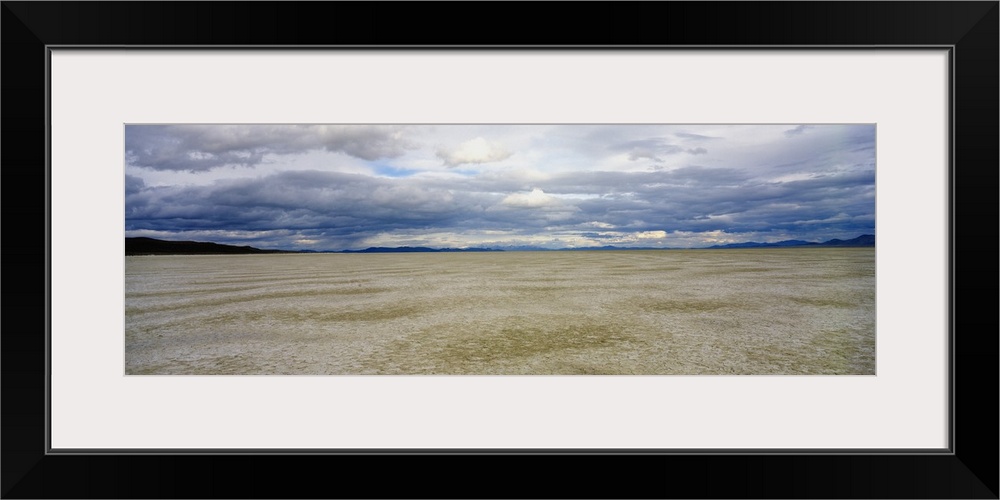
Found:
124,124 -> 875,250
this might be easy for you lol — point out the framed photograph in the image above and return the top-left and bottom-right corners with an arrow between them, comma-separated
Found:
4,2 -> 996,498
119,122 -> 879,377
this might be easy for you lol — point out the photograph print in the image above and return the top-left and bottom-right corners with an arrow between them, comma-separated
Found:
125,124 -> 876,375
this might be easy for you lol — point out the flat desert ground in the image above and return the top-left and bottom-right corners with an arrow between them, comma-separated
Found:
125,248 -> 875,375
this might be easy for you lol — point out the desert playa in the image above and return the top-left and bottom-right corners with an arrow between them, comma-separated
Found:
125,248 -> 875,375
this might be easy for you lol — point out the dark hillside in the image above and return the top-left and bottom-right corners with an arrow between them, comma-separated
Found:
707,234 -> 875,249
125,237 -> 285,255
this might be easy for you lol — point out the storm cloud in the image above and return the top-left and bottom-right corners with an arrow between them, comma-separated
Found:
125,125 -> 414,171
125,124 -> 876,250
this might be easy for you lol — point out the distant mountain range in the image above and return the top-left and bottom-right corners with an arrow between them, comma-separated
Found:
493,245 -> 666,252
704,234 -> 875,249
337,246 -> 502,253
493,234 -> 875,251
126,234 -> 874,255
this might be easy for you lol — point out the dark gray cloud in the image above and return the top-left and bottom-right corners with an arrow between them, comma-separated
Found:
127,170 -> 503,248
126,164 -> 873,249
125,125 -> 414,171
125,125 -> 876,249
124,174 -> 145,195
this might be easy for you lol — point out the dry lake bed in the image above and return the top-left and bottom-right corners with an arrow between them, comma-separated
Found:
125,248 -> 875,375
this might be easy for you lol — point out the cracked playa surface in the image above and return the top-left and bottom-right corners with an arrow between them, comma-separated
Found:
125,248 -> 875,375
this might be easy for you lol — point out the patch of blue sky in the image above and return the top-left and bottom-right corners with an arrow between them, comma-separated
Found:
373,164 -> 419,178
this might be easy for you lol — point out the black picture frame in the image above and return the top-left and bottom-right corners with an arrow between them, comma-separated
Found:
3,2 -> 996,498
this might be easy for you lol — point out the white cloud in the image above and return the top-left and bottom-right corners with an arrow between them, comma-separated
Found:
500,188 -> 558,208
437,137 -> 512,167
636,230 -> 667,239
588,230 -> 668,245
783,125 -> 813,137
